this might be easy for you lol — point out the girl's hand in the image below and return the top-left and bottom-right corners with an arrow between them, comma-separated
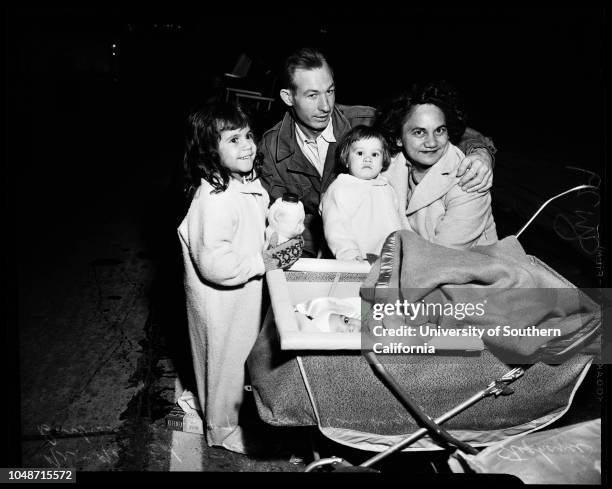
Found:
268,232 -> 280,248
263,236 -> 304,271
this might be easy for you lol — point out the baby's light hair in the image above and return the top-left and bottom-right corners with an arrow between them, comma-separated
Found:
337,125 -> 392,172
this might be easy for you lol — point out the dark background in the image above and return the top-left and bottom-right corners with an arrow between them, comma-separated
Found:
6,8 -> 605,168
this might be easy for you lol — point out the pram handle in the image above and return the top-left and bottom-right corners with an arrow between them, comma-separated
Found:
515,185 -> 597,238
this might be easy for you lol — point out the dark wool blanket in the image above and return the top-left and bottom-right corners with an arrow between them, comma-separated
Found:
361,231 -> 601,363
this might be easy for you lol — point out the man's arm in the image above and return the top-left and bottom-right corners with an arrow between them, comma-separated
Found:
455,127 -> 497,193
457,127 -> 497,163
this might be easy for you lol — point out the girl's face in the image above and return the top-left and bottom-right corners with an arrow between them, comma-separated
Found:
399,104 -> 449,168
217,126 -> 257,179
347,137 -> 384,180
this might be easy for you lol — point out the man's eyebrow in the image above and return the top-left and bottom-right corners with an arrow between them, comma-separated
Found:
303,83 -> 334,95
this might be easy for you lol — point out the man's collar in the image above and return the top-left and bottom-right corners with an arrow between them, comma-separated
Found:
320,119 -> 336,143
294,119 -> 336,144
275,106 -> 349,161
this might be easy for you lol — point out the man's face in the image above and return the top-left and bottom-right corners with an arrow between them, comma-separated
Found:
282,63 -> 335,138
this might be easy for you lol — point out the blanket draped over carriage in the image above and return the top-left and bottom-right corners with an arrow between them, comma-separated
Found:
247,231 -> 600,451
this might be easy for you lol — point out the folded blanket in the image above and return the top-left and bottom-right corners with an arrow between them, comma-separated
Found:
361,231 -> 601,363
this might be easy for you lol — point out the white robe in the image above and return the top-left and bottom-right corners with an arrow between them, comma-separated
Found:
178,177 -> 269,453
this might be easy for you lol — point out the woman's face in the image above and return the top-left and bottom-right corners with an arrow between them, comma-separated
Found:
399,104 -> 449,167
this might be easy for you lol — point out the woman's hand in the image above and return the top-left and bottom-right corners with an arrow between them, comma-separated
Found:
456,148 -> 493,193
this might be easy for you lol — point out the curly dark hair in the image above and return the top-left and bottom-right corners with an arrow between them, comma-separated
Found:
337,125 -> 392,172
182,100 -> 263,200
374,80 -> 467,156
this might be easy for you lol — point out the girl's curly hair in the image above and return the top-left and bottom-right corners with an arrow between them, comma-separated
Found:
374,80 -> 467,156
182,100 -> 263,200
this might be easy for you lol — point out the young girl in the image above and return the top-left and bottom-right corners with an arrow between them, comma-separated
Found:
178,101 -> 302,454
320,125 -> 403,260
376,81 -> 498,249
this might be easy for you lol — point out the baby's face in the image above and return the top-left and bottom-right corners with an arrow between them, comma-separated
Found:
347,138 -> 384,180
328,313 -> 361,333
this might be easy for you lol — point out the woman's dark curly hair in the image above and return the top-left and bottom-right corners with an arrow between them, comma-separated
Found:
182,100 -> 263,200
374,80 -> 467,157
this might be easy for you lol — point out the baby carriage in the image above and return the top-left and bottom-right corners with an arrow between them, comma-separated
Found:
246,185 -> 602,473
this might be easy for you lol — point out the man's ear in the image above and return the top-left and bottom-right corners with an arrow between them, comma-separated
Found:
280,89 -> 294,107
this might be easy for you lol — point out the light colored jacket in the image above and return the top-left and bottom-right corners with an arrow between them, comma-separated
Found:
321,173 -> 402,260
383,143 -> 498,249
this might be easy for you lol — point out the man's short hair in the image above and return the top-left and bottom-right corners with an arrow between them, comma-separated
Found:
283,47 -> 334,92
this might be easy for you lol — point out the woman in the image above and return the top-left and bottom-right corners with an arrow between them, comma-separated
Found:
376,82 -> 498,249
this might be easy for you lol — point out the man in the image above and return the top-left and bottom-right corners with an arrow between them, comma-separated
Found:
259,47 -> 495,257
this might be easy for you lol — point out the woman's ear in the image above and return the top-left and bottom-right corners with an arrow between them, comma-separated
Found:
280,89 -> 294,107
396,137 -> 403,148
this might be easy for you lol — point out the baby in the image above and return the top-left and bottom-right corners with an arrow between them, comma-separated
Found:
321,125 -> 403,261
294,297 -> 362,333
